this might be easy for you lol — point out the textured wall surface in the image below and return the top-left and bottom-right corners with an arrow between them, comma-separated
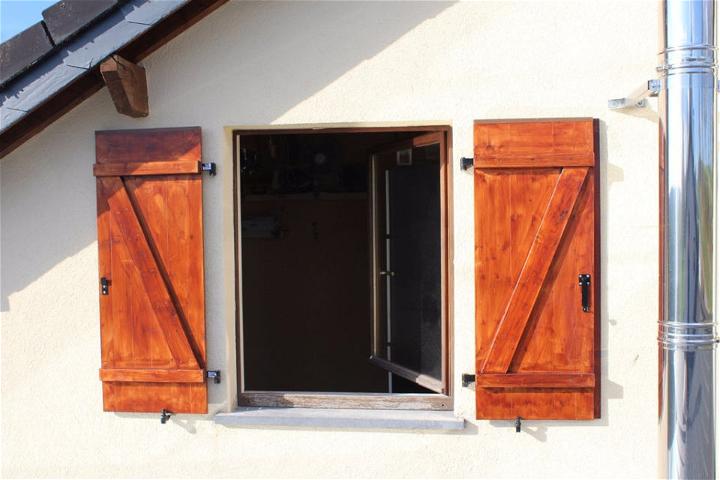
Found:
1,1 -> 661,477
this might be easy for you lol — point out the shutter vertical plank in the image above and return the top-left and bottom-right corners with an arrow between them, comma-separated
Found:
97,185 -> 114,369
474,119 -> 599,420
95,127 -> 207,414
481,167 -> 588,374
126,175 -> 206,362
100,176 -> 199,369
475,169 -> 561,372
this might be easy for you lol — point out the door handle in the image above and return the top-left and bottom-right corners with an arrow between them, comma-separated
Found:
578,274 -> 591,312
379,271 -> 395,277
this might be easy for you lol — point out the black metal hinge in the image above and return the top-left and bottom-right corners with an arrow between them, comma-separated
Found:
460,157 -> 474,171
462,373 -> 476,389
206,370 -> 221,384
201,162 -> 216,176
578,273 -> 591,312
160,409 -> 172,424
100,277 -> 109,295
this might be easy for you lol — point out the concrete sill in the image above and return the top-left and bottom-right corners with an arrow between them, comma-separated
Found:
214,407 -> 465,431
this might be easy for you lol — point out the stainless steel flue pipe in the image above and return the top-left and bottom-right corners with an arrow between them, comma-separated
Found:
658,1 -> 718,478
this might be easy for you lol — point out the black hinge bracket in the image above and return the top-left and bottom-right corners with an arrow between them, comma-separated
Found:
201,162 -> 217,176
206,370 -> 221,384
100,277 -> 109,295
515,416 -> 522,433
460,157 -> 474,171
160,409 -> 172,424
462,373 -> 476,389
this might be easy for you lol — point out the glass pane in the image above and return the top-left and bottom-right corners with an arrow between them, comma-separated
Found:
376,143 -> 442,381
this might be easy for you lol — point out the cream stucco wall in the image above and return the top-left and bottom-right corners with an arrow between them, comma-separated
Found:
2,1 -> 664,477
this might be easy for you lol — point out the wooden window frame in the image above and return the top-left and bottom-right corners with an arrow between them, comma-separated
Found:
232,125 -> 454,411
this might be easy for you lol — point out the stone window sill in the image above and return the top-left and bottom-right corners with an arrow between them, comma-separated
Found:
214,407 -> 465,431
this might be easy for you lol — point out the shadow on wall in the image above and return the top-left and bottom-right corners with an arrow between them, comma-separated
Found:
597,120 -> 626,428
0,1 -> 456,311
146,1 -> 457,124
0,143 -> 98,312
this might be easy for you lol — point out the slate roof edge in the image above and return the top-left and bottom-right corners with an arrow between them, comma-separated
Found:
0,22 -> 56,87
0,0 -> 228,158
0,0 -> 128,88
0,0 -> 191,135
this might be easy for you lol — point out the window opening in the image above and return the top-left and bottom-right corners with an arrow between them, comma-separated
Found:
235,129 -> 448,398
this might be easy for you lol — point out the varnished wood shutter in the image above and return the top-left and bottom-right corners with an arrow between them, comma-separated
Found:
94,127 -> 207,414
474,119 -> 600,420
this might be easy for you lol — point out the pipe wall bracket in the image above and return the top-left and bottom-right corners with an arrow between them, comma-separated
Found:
608,79 -> 661,109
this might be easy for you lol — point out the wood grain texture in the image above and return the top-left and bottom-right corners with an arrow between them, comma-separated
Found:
592,119 -> 601,418
102,382 -> 206,414
94,160 -> 200,176
475,152 -> 595,168
480,167 -> 588,373
476,373 -> 595,388
100,368 -> 205,383
95,127 -> 201,164
238,392 -> 452,411
99,55 -> 149,118
99,176 -> 199,368
474,118 -> 599,420
474,119 -> 595,159
95,127 -> 207,414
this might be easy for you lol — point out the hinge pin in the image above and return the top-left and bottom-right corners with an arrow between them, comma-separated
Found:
206,370 -> 221,384
462,373 -> 476,389
160,409 -> 172,424
200,162 -> 217,176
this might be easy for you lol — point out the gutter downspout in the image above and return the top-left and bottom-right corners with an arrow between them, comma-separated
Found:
658,1 -> 718,478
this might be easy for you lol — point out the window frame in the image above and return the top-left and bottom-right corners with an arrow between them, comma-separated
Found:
232,125 -> 453,411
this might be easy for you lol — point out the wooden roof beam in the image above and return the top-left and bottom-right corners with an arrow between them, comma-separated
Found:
100,55 -> 148,118
0,0 -> 228,159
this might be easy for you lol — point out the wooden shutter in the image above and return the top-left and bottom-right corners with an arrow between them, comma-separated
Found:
474,119 -> 600,420
94,127 -> 207,414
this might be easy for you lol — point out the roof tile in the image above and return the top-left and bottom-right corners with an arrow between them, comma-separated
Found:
0,22 -> 54,86
42,0 -> 120,45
